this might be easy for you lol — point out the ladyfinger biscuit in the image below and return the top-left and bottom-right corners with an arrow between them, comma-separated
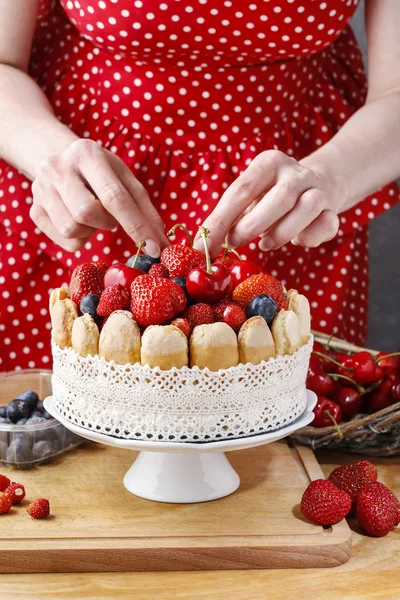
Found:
271,309 -> 301,356
51,298 -> 78,349
71,314 -> 99,358
287,290 -> 311,346
141,325 -> 188,369
99,310 -> 141,365
238,316 -> 276,365
190,322 -> 239,371
49,286 -> 70,317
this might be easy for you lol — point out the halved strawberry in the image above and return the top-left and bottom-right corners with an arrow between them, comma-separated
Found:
232,274 -> 288,310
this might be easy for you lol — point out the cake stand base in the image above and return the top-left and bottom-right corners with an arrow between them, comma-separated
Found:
124,451 -> 240,503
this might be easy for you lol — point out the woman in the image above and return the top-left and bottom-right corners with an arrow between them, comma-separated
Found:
0,0 -> 399,371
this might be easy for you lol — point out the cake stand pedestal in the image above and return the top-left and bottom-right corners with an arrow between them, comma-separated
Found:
44,390 -> 316,504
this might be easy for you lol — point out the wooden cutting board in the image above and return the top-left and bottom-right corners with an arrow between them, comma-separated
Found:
1,441 -> 351,573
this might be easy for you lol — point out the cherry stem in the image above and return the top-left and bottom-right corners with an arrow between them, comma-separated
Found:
328,372 -> 364,393
221,243 -> 242,261
312,351 -> 354,372
375,352 -> 400,364
323,411 -> 344,438
324,332 -> 335,350
131,240 -> 146,269
199,226 -> 213,274
362,379 -> 385,395
167,224 -> 194,247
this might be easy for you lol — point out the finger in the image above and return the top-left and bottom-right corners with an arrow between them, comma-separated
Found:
291,210 -> 339,248
32,181 -> 95,240
227,173 -> 313,249
259,188 -> 327,250
197,151 -> 289,254
76,145 -> 163,256
30,204 -> 91,253
60,176 -> 118,232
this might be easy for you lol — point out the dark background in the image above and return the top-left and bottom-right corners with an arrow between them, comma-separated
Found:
350,1 -> 400,349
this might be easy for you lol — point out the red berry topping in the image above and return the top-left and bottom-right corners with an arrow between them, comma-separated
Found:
213,298 -> 231,321
0,474 -> 10,492
356,482 -> 400,537
184,303 -> 215,329
97,284 -> 130,317
130,275 -> 186,327
232,274 -> 288,310
27,498 -> 50,519
148,263 -> 169,278
70,263 -> 104,305
160,245 -> 205,279
0,492 -> 12,514
328,460 -> 378,516
91,260 -> 110,276
300,479 -> 351,526
222,303 -> 247,332
171,318 -> 191,338
229,260 -> 263,289
5,482 -> 26,505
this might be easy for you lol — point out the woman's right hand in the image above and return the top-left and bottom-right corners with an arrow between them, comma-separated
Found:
30,139 -> 168,256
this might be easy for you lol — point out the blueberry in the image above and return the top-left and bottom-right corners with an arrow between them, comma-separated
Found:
13,390 -> 39,411
32,440 -> 53,462
6,400 -> 30,424
0,406 -> 7,419
247,294 -> 277,325
16,418 -> 28,425
126,254 -> 159,272
171,277 -> 192,305
80,294 -> 100,320
26,415 -> 47,426
0,417 -> 11,425
6,439 -> 33,468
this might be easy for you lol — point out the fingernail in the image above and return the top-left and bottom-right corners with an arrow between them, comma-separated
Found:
145,239 -> 160,258
228,232 -> 242,248
259,236 -> 275,251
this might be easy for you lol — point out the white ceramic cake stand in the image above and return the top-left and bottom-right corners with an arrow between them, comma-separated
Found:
44,391 -> 316,504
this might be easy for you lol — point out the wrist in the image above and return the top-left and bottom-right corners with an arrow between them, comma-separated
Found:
29,123 -> 78,179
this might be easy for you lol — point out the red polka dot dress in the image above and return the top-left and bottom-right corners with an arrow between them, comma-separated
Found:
0,0 -> 399,371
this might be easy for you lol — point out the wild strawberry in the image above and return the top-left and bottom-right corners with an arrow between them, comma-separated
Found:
232,274 -> 288,310
329,460 -> 378,516
5,482 -> 26,505
171,318 -> 191,338
148,263 -> 169,278
160,244 -> 206,278
0,474 -> 10,492
70,263 -> 104,305
27,498 -> 50,519
97,284 -> 130,317
92,260 -> 110,276
0,492 -> 12,514
300,479 -> 351,526
184,303 -> 215,329
213,298 -> 231,321
222,303 -> 247,331
356,482 -> 400,537
130,275 -> 186,327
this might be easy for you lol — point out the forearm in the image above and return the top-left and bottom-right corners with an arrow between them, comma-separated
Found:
0,64 -> 78,180
301,90 -> 400,212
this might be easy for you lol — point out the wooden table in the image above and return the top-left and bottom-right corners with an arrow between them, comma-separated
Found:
1,450 -> 399,600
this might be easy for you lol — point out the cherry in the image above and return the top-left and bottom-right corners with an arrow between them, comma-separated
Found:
375,352 -> 400,378
372,364 -> 385,382
186,227 -> 232,304
312,341 -> 338,372
306,363 -> 335,396
104,241 -> 146,288
311,396 -> 343,428
229,259 -> 263,289
390,377 -> 400,404
367,380 -> 393,413
333,387 -> 362,420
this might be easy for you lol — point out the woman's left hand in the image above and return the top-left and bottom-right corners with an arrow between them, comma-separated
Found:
197,150 -> 342,256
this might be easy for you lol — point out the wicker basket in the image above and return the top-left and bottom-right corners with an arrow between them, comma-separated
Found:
291,332 -> 400,457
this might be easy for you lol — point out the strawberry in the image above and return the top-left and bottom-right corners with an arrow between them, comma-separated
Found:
0,492 -> 12,514
70,263 -> 104,305
0,474 -> 10,492
171,318 -> 191,338
92,260 -> 110,276
356,482 -> 400,537
213,298 -> 231,321
232,274 -> 288,310
5,482 -> 26,504
160,244 -> 206,278
300,479 -> 351,526
97,284 -> 130,317
130,275 -> 186,326
27,498 -> 50,519
184,303 -> 215,329
329,460 -> 378,516
222,303 -> 247,331
148,263 -> 169,278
